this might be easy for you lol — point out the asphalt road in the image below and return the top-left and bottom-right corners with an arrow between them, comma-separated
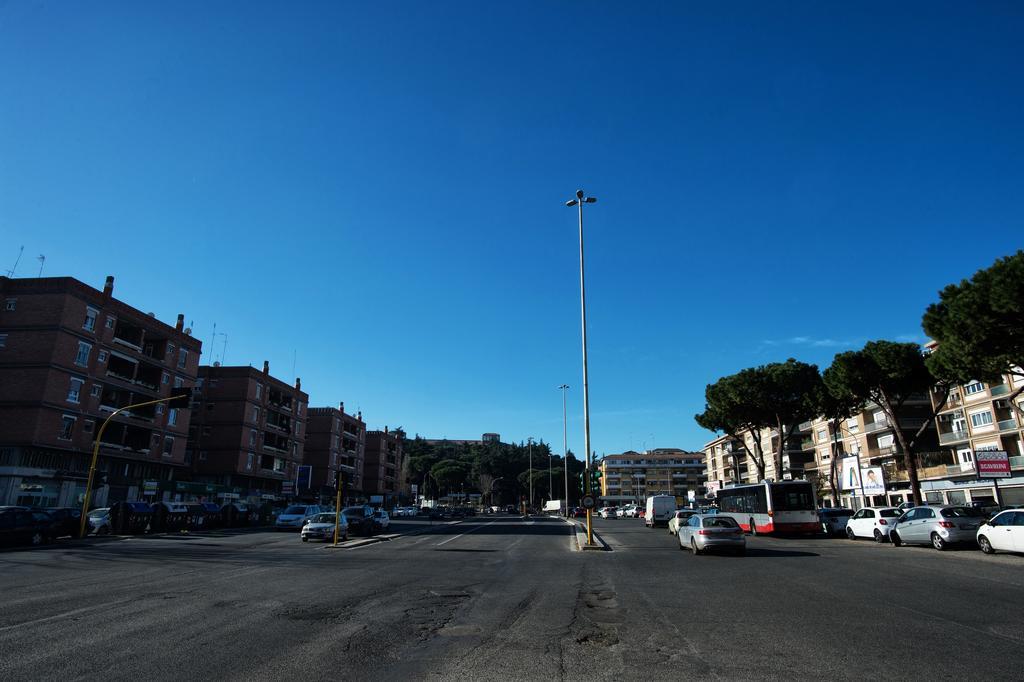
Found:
2,514 -> 1023,681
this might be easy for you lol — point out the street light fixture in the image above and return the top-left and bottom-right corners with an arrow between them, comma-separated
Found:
559,384 -> 569,516
566,189 -> 596,546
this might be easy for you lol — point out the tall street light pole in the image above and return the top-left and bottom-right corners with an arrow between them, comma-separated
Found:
566,189 -> 596,546
559,384 -> 569,516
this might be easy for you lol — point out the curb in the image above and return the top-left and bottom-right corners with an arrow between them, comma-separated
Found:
567,519 -> 609,551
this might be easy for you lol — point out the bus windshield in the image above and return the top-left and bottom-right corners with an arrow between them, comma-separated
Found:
770,485 -> 815,511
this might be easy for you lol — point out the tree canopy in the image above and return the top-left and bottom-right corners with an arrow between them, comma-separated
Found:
923,250 -> 1024,417
823,340 -> 935,504
695,359 -> 821,480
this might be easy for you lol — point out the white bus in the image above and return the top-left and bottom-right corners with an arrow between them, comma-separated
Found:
715,480 -> 819,535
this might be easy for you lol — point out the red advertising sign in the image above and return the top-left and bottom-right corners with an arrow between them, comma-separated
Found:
976,450 -> 1011,478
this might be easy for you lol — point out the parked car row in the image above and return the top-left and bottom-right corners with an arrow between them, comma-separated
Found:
828,504 -> 1024,554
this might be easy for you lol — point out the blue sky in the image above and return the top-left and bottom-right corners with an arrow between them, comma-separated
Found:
1,2 -> 1021,456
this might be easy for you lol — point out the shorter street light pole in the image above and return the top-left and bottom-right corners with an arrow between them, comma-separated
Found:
78,387 -> 193,539
333,470 -> 345,546
560,384 -> 569,516
528,437 -> 534,512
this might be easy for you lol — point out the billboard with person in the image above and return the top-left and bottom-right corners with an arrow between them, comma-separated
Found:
861,466 -> 886,496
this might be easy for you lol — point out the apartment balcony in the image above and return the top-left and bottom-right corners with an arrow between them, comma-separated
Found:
990,384 -> 1010,397
938,430 -> 970,445
800,437 -> 814,450
798,420 -> 814,432
112,321 -> 144,351
863,420 -> 890,434
998,418 -> 1019,433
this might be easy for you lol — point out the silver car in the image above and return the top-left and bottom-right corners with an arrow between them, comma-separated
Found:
890,505 -> 985,550
677,514 -> 745,555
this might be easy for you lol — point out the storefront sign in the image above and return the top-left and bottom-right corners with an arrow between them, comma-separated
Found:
705,480 -> 722,497
977,450 -> 1011,478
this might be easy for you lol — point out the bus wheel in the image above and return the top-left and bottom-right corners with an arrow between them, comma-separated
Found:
749,519 -> 757,536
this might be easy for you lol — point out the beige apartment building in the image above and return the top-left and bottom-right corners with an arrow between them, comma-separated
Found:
703,371 -> 1024,509
703,424 -> 815,491
599,448 -> 706,505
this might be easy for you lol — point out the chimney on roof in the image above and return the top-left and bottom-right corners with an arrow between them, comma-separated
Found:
103,275 -> 114,298
175,314 -> 184,332
384,425 -> 389,434
295,377 -> 301,391
263,361 -> 270,375
357,411 -> 361,420
339,401 -> 344,413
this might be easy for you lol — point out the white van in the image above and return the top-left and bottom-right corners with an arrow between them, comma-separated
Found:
645,495 -> 676,528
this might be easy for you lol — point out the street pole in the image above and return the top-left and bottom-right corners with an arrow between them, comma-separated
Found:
560,384 -> 569,516
78,389 -> 191,539
566,189 -> 596,546
528,437 -> 534,512
333,470 -> 344,546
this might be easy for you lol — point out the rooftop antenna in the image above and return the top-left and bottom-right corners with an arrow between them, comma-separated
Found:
36,254 -> 45,277
5,245 -> 23,277
219,333 -> 228,365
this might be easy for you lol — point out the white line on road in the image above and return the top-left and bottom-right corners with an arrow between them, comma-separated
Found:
0,597 -> 136,633
435,521 -> 497,546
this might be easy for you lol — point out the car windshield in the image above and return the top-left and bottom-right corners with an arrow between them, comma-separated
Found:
310,514 -> 336,524
343,508 -> 365,517
703,517 -> 738,528
283,506 -> 308,514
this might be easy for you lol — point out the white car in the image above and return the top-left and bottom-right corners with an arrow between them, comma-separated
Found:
598,507 -> 617,519
622,505 -> 640,518
275,504 -> 325,530
845,506 -> 901,542
667,509 -> 699,535
372,508 -> 390,530
976,508 -> 1024,554
301,512 -> 348,542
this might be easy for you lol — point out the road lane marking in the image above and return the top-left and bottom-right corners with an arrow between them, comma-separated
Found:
435,521 -> 496,547
0,597 -> 136,633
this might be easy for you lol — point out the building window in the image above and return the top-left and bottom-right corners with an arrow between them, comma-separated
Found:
253,406 -> 260,423
98,350 -> 108,362
90,384 -> 101,397
75,341 -> 91,367
250,429 -> 257,447
166,343 -> 175,361
178,349 -> 188,369
4,298 -> 15,311
59,416 -> 75,440
168,408 -> 179,426
0,333 -> 7,348
877,434 -> 895,448
156,404 -> 165,415
67,377 -> 84,403
163,436 -> 175,454
246,453 -> 254,470
173,376 -> 183,388
295,422 -> 301,436
83,420 -> 95,433
105,316 -> 115,329
297,402 -> 303,416
964,382 -> 985,395
84,307 -> 98,331
817,428 -> 827,442
970,411 -> 994,428
199,451 -> 208,461
162,372 -> 169,385
256,383 -> 263,399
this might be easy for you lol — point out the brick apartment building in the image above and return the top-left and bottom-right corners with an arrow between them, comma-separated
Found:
187,362 -> 308,503
363,426 -> 405,504
0,275 -> 201,507
305,402 -> 366,504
